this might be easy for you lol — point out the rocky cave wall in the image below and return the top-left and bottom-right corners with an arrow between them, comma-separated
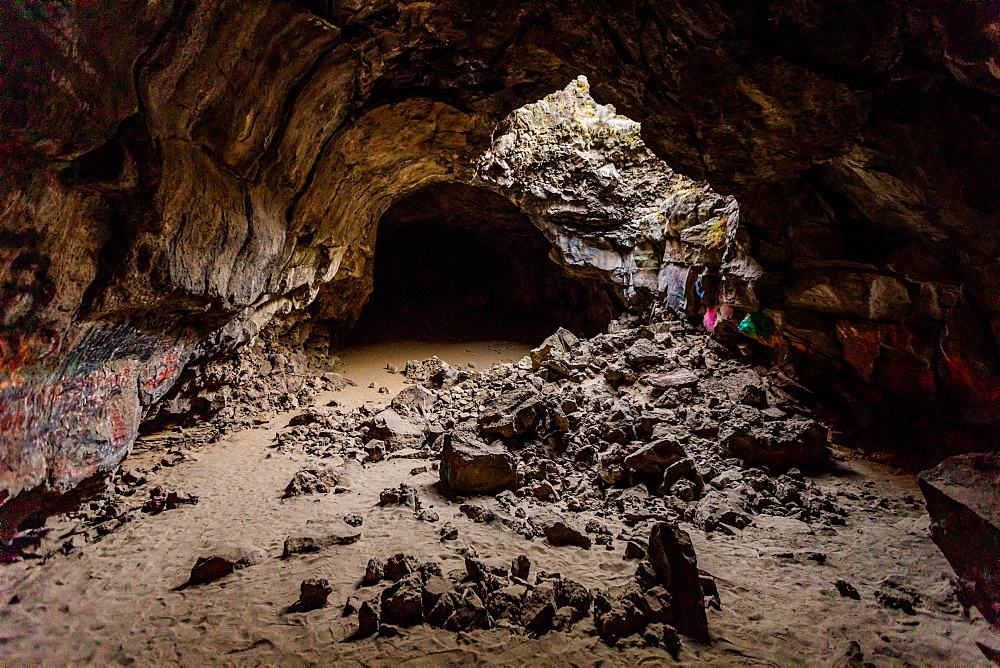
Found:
1,0 -> 998,528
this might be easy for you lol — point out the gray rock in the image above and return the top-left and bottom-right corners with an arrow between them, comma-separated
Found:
478,387 -> 547,438
530,328 -> 580,370
391,385 -> 437,416
366,408 -> 427,451
625,338 -> 664,368
283,465 -> 342,498
694,490 -> 751,532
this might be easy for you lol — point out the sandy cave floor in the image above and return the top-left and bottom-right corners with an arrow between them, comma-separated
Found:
1,340 -> 996,667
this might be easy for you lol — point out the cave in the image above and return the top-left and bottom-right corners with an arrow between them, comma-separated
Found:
1,1 -> 999,665
350,183 -> 613,343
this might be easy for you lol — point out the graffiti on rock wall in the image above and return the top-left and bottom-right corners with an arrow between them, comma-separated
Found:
0,324 -> 188,496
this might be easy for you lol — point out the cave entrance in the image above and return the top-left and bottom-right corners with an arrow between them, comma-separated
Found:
349,183 -> 614,344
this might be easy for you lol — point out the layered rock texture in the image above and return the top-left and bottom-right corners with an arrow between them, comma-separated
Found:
1,1 -> 998,525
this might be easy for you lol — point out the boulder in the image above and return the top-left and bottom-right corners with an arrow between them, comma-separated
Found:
290,578 -> 333,613
366,409 -> 426,451
595,599 -> 646,641
478,387 -> 547,438
530,328 -> 580,370
487,584 -> 527,621
537,516 -> 592,549
390,385 -> 437,416
720,418 -> 829,469
648,522 -> 709,642
440,429 -> 518,495
444,589 -> 489,631
918,452 -> 1000,628
655,457 -> 702,497
624,437 -> 687,478
510,554 -> 531,581
694,490 -> 751,532
183,544 -> 267,587
381,574 -> 424,627
283,466 -> 342,498
522,581 -> 558,633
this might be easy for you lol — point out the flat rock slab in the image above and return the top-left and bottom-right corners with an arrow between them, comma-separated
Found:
919,452 -> 1000,628
647,370 -> 699,389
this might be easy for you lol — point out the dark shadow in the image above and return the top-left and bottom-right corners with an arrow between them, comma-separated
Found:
350,183 -> 614,344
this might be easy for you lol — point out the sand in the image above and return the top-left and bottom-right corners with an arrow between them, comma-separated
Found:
1,340 -> 996,666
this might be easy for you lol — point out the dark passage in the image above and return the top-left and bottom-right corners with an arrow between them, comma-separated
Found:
350,183 -> 614,343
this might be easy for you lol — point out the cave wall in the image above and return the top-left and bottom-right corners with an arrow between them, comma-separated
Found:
1,0 -> 998,525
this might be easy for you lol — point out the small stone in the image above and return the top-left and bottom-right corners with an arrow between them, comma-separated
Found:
511,554 -> 531,581
624,540 -> 646,560
836,580 -> 861,600
289,578 -> 332,613
440,523 -> 459,541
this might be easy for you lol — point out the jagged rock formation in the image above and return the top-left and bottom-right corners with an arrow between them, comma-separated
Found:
476,76 -> 739,312
1,1 -> 998,527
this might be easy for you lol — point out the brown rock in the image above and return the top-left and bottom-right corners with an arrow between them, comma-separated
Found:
478,387 -> 547,438
918,452 -> 1000,628
440,429 -> 518,495
290,578 -> 332,613
624,437 -> 687,478
648,522 -> 709,642
184,544 -> 267,587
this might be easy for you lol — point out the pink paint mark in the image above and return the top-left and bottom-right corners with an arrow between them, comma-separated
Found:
703,309 -> 719,332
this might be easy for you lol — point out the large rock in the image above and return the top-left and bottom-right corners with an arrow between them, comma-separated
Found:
439,429 -> 518,495
290,578 -> 333,613
918,453 -> 1000,629
478,388 -> 547,438
624,437 -> 687,478
529,328 -> 580,370
720,418 -> 829,469
366,408 -> 427,451
648,522 -> 709,642
390,385 -> 437,416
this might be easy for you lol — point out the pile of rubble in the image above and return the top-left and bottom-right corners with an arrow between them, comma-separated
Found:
275,316 -> 845,539
336,521 -> 711,650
